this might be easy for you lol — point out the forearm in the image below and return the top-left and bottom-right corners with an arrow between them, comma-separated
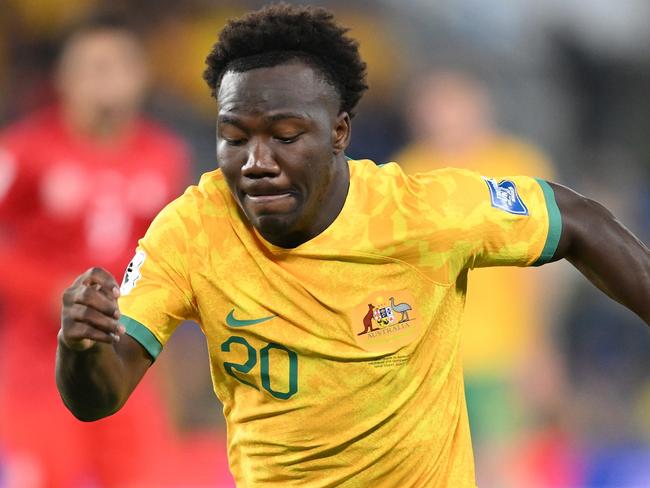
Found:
57,267 -> 153,420
55,332 -> 131,421
552,183 -> 650,324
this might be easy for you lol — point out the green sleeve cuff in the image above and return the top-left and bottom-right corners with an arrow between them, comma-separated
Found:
119,315 -> 163,360
532,178 -> 563,266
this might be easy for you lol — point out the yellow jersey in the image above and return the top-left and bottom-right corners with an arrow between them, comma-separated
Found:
118,159 -> 561,487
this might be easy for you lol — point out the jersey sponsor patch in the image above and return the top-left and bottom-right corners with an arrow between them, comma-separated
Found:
483,177 -> 530,216
121,250 -> 146,296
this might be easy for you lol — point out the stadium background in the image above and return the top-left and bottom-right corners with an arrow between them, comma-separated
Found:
1,0 -> 649,486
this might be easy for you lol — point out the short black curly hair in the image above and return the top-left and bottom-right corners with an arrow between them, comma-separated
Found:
203,3 -> 368,118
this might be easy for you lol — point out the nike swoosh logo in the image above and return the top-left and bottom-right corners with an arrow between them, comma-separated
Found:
226,309 -> 277,327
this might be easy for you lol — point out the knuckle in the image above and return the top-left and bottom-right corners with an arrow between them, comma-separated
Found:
64,282 -> 83,299
80,286 -> 95,302
75,287 -> 88,303
88,266 -> 104,276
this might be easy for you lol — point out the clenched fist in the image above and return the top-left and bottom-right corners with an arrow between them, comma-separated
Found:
60,267 -> 125,351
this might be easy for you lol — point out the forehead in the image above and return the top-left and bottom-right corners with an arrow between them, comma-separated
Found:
218,62 -> 338,117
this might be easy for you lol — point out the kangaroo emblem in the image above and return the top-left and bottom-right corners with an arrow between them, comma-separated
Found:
358,304 -> 379,335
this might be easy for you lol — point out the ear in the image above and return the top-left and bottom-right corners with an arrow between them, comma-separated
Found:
332,112 -> 351,155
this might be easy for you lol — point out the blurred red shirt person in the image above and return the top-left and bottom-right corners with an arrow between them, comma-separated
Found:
0,13 -> 211,487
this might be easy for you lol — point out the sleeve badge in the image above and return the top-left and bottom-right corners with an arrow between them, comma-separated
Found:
120,250 -> 146,296
483,177 -> 530,216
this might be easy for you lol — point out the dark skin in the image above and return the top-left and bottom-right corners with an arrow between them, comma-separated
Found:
217,62 -> 351,248
550,184 -> 650,323
56,60 -> 650,421
56,269 -> 151,421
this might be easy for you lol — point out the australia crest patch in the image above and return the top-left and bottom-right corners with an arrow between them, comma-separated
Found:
352,290 -> 420,353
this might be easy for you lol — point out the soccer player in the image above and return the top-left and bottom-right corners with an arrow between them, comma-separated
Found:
56,4 -> 650,486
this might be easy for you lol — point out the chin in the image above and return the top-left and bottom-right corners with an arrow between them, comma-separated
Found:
254,212 -> 296,235
252,213 -> 305,247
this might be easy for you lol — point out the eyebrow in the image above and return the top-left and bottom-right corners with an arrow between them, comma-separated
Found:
217,115 -> 244,129
265,112 -> 307,123
218,112 -> 308,128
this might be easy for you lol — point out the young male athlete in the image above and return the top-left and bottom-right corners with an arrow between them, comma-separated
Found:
56,4 -> 650,486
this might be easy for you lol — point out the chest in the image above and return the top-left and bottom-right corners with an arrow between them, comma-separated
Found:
192,249 -> 459,400
202,250 -> 453,339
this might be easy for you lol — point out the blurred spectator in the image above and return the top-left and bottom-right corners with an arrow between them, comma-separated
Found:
393,69 -> 577,486
339,9 -> 410,163
0,11 -> 229,487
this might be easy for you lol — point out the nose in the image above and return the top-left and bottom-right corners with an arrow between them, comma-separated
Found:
241,139 -> 280,178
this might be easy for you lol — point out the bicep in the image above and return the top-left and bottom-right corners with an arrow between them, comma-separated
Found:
547,181 -> 650,318
548,181 -> 617,263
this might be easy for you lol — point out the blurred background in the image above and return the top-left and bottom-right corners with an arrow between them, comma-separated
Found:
0,0 -> 648,487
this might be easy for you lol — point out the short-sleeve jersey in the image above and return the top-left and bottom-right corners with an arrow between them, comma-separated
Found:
118,159 -> 562,487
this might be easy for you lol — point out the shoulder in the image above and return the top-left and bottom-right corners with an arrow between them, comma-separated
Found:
351,157 -> 479,180
351,158 -> 482,195
142,170 -> 240,263
348,158 -> 414,186
348,158 -> 488,217
160,169 -> 231,224
194,168 -> 231,207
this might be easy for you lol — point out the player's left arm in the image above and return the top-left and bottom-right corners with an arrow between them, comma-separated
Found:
547,182 -> 650,325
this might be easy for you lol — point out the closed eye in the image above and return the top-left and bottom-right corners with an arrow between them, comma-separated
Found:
225,138 -> 247,146
275,133 -> 302,144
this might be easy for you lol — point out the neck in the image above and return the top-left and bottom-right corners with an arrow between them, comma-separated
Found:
264,154 -> 350,249
306,154 -> 350,239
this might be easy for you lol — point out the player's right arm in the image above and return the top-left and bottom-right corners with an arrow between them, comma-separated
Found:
56,190 -> 199,420
56,267 -> 153,421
